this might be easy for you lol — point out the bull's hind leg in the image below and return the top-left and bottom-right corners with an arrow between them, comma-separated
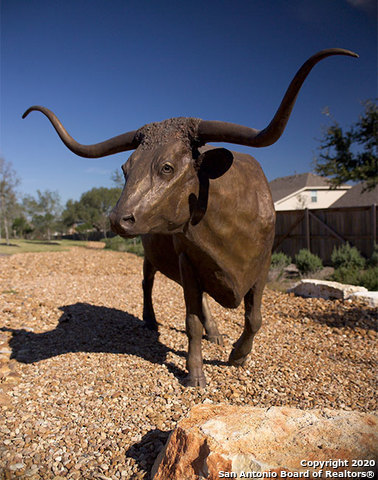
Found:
228,286 -> 262,366
142,257 -> 158,330
228,266 -> 268,367
202,294 -> 224,346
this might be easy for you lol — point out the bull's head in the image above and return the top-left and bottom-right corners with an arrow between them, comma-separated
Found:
108,120 -> 234,237
22,49 -> 358,237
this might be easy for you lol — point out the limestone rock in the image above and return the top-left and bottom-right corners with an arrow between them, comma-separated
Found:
151,405 -> 377,480
349,291 -> 378,308
289,279 -> 368,300
284,263 -> 300,278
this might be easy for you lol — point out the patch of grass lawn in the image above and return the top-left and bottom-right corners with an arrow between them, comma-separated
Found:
0,239 -> 100,255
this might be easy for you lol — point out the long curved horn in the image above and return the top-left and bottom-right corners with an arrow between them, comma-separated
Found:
22,106 -> 140,158
197,48 -> 358,147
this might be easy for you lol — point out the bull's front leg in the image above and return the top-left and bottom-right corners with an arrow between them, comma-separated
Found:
142,257 -> 158,330
179,253 -> 206,387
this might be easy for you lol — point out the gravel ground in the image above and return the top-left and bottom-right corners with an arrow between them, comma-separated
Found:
0,247 -> 377,479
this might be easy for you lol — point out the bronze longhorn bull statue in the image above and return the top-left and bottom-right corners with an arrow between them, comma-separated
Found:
23,48 -> 357,387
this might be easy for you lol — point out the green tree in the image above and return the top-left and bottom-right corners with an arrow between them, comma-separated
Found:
0,158 -> 20,245
111,169 -> 124,188
62,199 -> 81,228
23,190 -> 62,241
12,215 -> 33,238
62,187 -> 121,237
313,100 -> 377,191
79,187 -> 121,236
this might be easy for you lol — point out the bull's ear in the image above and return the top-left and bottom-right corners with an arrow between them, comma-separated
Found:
197,148 -> 233,179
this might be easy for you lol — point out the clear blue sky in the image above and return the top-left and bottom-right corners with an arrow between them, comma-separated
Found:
1,0 -> 376,205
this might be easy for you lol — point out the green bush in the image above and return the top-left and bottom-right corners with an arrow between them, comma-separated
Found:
332,264 -> 378,291
270,252 -> 291,269
359,266 -> 378,291
331,243 -> 365,270
104,235 -> 144,256
367,244 -> 378,267
330,244 -> 377,290
332,266 -> 361,286
294,249 -> 323,274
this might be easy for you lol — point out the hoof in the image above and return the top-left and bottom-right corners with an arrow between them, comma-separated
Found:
184,374 -> 207,388
205,334 -> 224,346
228,349 -> 247,367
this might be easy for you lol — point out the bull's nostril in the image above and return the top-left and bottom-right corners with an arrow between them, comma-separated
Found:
122,214 -> 135,224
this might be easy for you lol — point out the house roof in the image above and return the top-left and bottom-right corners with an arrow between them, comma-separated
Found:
330,183 -> 378,207
269,172 -> 337,203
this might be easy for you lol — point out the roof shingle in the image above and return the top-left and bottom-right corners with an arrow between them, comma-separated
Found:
330,183 -> 378,207
269,173 -> 335,202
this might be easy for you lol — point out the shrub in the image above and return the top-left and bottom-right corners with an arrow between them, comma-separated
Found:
294,249 -> 323,274
331,243 -> 365,270
331,244 -> 377,290
104,235 -> 144,256
332,266 -> 361,286
270,252 -> 291,269
367,244 -> 378,267
359,266 -> 378,291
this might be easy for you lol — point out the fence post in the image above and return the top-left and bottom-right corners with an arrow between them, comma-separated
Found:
372,204 -> 377,253
305,208 -> 310,251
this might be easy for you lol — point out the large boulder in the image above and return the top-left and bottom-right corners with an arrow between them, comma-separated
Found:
289,279 -> 368,300
151,405 -> 377,480
349,291 -> 378,308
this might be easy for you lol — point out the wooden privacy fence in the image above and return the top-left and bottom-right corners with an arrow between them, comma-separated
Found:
273,205 -> 377,264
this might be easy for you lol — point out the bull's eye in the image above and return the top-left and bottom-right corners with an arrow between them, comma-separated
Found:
161,163 -> 174,175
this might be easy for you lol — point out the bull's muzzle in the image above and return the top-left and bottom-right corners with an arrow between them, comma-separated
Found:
109,209 -> 136,237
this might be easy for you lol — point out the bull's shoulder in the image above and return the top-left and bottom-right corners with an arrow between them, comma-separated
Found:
205,148 -> 273,220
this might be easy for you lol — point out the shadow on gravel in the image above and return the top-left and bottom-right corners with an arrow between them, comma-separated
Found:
307,306 -> 377,332
1,302 -> 189,382
24,240 -> 61,245
125,428 -> 170,479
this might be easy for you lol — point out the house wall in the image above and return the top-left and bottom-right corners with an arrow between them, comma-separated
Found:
274,188 -> 349,211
